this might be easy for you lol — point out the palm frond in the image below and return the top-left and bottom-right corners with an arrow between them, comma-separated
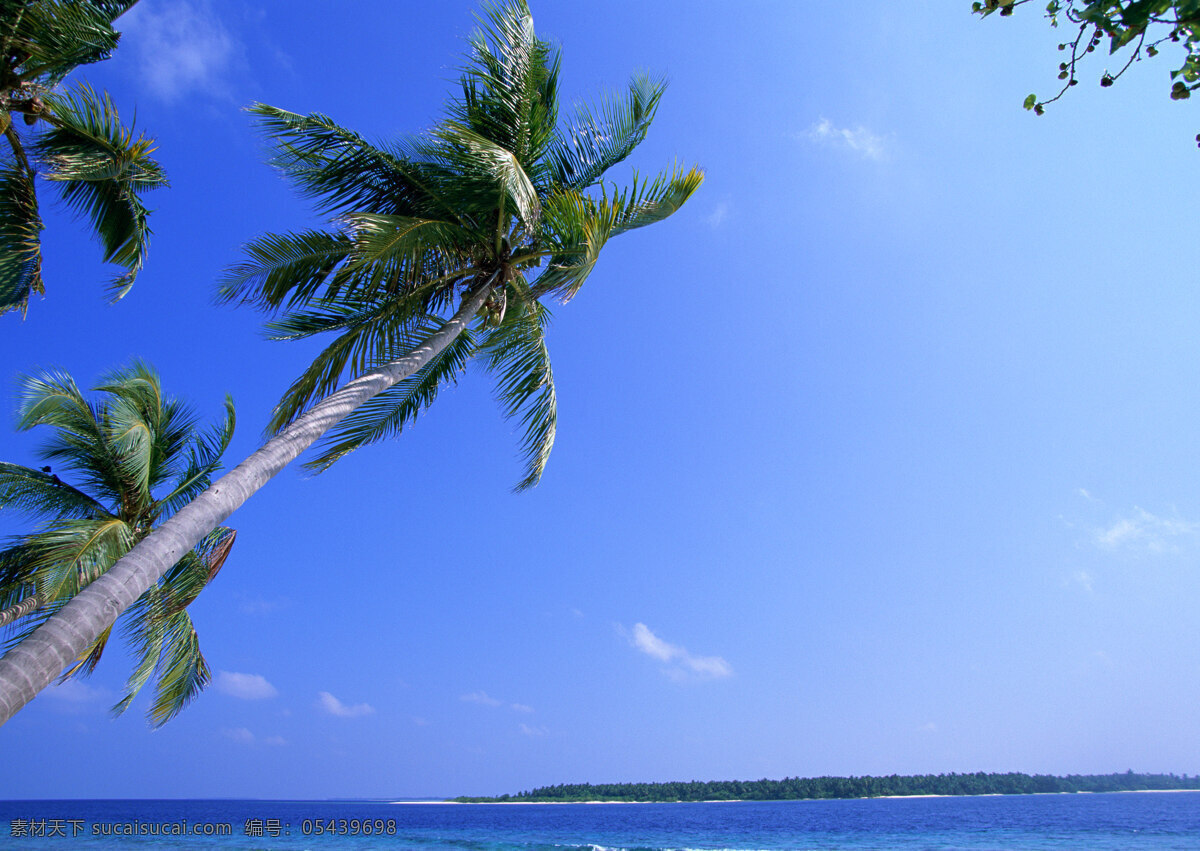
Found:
430,122 -> 540,229
0,461 -> 108,519
531,165 -> 703,301
608,164 -> 705,236
158,397 -> 235,516
454,0 -> 559,170
305,326 -> 477,472
218,229 -> 353,309
546,72 -> 666,191
144,609 -> 209,726
340,211 -> 481,296
60,621 -> 112,678
1,361 -> 236,724
11,0 -> 121,84
109,523 -> 226,723
0,159 -> 44,316
15,369 -> 103,442
530,188 -> 620,301
26,517 -> 133,600
111,524 -> 231,724
35,83 -> 166,301
249,104 -> 470,225
265,298 -> 446,433
478,288 -> 556,490
0,541 -> 40,610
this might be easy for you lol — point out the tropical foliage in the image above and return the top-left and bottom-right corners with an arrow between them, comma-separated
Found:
0,0 -> 167,316
0,0 -> 699,726
455,771 -> 1200,802
0,363 -> 236,726
975,1 -> 1200,127
221,0 -> 703,488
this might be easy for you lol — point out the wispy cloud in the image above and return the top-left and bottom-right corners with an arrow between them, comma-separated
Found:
219,727 -> 286,747
44,680 -> 106,703
1068,570 -> 1095,593
461,691 -> 534,713
626,623 -> 733,680
220,727 -> 255,745
805,118 -> 889,161
215,671 -> 278,700
461,691 -> 502,707
1094,507 -> 1199,555
120,0 -> 238,102
519,723 -> 550,737
705,202 -> 730,229
316,691 -> 375,718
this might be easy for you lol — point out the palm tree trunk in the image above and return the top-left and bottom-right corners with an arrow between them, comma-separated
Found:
0,593 -> 44,628
0,284 -> 492,725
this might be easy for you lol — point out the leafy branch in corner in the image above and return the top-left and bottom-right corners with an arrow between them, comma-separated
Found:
973,1 -> 1200,145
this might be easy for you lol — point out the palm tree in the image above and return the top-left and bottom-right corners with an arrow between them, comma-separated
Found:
0,362 -> 236,725
0,0 -> 701,724
1,0 -> 167,316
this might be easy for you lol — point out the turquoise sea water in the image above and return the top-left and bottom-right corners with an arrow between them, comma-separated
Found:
1,792 -> 1198,850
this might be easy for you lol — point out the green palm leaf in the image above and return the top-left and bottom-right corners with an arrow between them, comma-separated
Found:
0,161 -> 44,315
262,297 -> 440,431
304,326 -> 477,472
431,122 -> 540,229
0,462 -> 107,519
454,0 -> 559,168
218,230 -> 354,309
478,289 -> 556,491
0,364 -> 237,725
35,84 -> 167,301
10,0 -> 121,84
545,72 -> 666,191
248,104 -> 471,226
2,3 -> 163,314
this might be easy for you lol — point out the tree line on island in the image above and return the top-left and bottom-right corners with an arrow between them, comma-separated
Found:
451,771 -> 1200,802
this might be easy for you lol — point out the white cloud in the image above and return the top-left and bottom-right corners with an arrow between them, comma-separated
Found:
705,202 -> 729,229
461,691 -> 503,707
120,0 -> 237,102
44,680 -> 106,703
462,691 -> 533,713
215,671 -> 278,700
519,723 -> 549,737
317,691 -> 374,718
220,727 -> 255,745
1094,507 -> 1199,554
805,118 -> 888,161
628,623 -> 733,680
632,623 -> 677,662
1069,570 -> 1095,593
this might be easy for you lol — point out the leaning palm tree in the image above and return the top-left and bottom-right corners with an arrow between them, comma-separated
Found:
1,0 -> 167,316
0,363 -> 236,725
0,0 -> 700,724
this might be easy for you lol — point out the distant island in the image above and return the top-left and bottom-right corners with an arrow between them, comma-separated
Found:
451,771 -> 1200,803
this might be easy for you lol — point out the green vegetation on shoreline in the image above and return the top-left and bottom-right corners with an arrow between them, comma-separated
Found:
451,771 -> 1200,803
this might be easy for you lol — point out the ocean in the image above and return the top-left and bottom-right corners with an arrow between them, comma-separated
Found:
1,792 -> 1197,850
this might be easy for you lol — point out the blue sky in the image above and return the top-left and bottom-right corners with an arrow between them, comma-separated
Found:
2,0 -> 1199,799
